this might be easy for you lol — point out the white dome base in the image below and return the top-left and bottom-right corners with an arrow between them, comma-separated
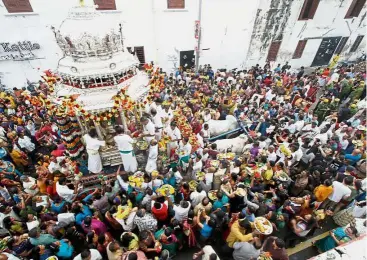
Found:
53,71 -> 149,112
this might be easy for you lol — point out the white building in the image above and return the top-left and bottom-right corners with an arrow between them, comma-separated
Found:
0,0 -> 365,89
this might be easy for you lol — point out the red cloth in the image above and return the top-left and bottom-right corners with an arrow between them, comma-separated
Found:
152,203 -> 168,221
264,78 -> 272,86
51,149 -> 65,157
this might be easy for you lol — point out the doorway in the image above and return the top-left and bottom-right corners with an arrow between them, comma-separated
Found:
180,50 -> 195,70
311,37 -> 342,67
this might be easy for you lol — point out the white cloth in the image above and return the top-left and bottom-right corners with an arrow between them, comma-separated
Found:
56,182 -> 75,202
83,134 -> 105,174
291,148 -> 303,164
294,120 -> 305,132
114,134 -> 137,172
115,212 -> 136,232
23,177 -> 39,195
190,190 -> 207,207
58,213 -> 75,225
143,120 -> 156,143
18,136 -> 35,152
145,145 -> 158,173
116,176 -> 129,192
202,245 -> 220,260
26,217 -> 40,230
267,152 -> 277,162
1,253 -> 21,260
313,133 -> 328,145
173,202 -> 191,222
73,249 -> 102,260
165,126 -> 182,142
329,181 -> 352,203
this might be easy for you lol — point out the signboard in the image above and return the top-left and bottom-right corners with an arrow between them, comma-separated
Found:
0,41 -> 41,61
195,20 -> 200,39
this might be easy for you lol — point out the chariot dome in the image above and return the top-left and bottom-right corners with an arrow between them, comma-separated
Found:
52,0 -> 149,111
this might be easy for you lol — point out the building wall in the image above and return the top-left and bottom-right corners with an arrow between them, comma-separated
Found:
246,0 -> 366,67
0,0 -> 365,89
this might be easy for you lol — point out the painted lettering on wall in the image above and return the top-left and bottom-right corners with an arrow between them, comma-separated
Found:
0,41 -> 41,61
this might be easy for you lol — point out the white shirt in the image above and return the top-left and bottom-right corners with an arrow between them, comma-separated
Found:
329,181 -> 351,202
267,152 -> 277,162
116,211 -> 136,232
1,253 -> 21,260
114,134 -> 134,151
23,177 -> 39,195
165,126 -> 181,142
192,160 -> 203,175
83,134 -> 105,152
56,182 -> 75,202
116,176 -> 129,192
313,133 -> 328,145
179,142 -> 192,157
203,113 -> 211,123
174,170 -> 183,184
202,245 -> 220,260
294,120 -> 305,132
190,190 -> 207,207
74,249 -> 102,260
173,202 -> 191,222
340,138 -> 349,150
18,136 -> 35,152
291,148 -> 303,164
58,213 -> 75,225
143,120 -> 155,143
152,114 -> 163,129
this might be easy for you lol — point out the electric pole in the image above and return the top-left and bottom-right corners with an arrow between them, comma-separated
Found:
195,0 -> 202,73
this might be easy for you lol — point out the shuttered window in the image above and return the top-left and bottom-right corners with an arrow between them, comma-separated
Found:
267,41 -> 282,62
293,40 -> 308,59
2,0 -> 33,13
350,35 -> 364,52
298,0 -> 320,20
345,0 -> 366,18
335,37 -> 349,54
168,0 -> 185,9
127,46 -> 146,65
94,0 -> 116,10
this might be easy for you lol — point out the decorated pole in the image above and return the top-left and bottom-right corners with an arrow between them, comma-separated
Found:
119,109 -> 128,133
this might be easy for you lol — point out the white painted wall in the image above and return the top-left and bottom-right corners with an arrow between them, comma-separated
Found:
0,0 -> 365,89
246,0 -> 366,68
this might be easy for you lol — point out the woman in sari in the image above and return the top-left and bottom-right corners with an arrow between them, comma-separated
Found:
155,227 -> 178,257
9,143 -> 29,170
314,226 -> 359,253
0,159 -> 22,180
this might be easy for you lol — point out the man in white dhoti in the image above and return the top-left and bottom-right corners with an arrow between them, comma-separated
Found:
178,137 -> 192,171
114,126 -> 138,173
140,116 -> 155,144
164,121 -> 182,158
83,129 -> 105,174
145,139 -> 158,173
151,109 -> 163,140
160,104 -> 174,128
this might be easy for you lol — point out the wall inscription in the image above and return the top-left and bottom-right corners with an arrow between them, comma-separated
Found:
0,41 -> 41,61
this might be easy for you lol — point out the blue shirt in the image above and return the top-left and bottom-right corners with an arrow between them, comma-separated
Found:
200,223 -> 213,238
56,240 -> 74,259
51,201 -> 66,214
212,195 -> 229,212
345,153 -> 362,165
75,205 -> 93,226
